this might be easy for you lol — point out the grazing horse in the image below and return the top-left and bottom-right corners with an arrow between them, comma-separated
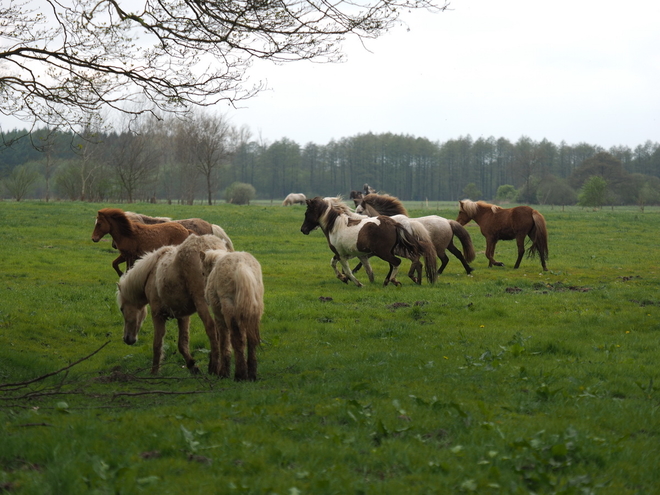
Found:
92,208 -> 192,276
300,196 -> 436,287
282,193 -> 307,206
116,234 -> 231,375
200,249 -> 264,381
356,194 -> 476,275
456,199 -> 548,271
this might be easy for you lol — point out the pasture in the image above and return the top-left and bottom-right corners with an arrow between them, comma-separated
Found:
0,200 -> 659,494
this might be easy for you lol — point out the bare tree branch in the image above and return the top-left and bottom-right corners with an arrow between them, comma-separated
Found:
0,0 -> 448,132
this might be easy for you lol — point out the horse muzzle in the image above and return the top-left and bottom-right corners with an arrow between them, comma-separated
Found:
123,334 -> 137,345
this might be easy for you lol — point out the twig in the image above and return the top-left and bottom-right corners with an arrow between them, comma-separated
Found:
112,390 -> 210,400
0,341 -> 111,391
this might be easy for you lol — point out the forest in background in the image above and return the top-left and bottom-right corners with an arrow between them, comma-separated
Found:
1,113 -> 659,206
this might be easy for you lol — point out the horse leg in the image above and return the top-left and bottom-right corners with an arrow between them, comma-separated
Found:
358,255 -> 375,283
228,315 -> 248,381
447,241 -> 473,274
112,255 -> 125,276
331,256 -> 350,284
486,238 -> 504,267
437,248 -> 450,275
196,303 -> 223,376
212,313 -> 232,379
514,236 -> 526,269
176,317 -> 200,374
339,259 -> 363,287
407,259 -> 422,284
383,261 -> 402,287
150,314 -> 167,374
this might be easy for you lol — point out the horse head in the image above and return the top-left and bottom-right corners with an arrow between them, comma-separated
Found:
91,211 -> 111,242
300,197 -> 329,235
456,200 -> 476,226
116,288 -> 148,345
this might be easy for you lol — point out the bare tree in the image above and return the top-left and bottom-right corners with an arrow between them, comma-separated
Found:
187,111 -> 233,205
110,129 -> 162,203
1,0 -> 447,132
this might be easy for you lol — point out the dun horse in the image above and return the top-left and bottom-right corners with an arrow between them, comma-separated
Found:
200,249 -> 264,381
456,199 -> 548,271
92,208 -> 192,276
116,234 -> 230,374
282,193 -> 307,206
356,194 -> 476,275
301,196 -> 436,287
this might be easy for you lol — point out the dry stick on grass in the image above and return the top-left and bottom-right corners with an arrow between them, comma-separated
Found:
0,341 -> 111,391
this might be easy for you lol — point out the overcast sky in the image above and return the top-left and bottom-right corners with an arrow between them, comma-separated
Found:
225,0 -> 660,149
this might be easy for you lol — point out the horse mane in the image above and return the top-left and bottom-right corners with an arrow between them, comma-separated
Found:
100,208 -> 136,237
323,196 -> 355,215
125,211 -> 172,224
477,200 -> 502,214
117,246 -> 174,304
362,194 -> 408,216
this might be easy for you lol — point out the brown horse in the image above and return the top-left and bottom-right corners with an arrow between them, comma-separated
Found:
117,234 -> 230,375
124,212 -> 234,251
356,194 -> 476,275
200,249 -> 264,381
92,208 -> 192,276
301,196 -> 436,287
456,199 -> 548,271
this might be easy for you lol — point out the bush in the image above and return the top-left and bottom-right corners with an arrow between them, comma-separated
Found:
225,182 -> 256,205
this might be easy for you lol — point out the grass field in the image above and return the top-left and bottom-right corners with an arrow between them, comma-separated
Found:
1,200 -> 659,494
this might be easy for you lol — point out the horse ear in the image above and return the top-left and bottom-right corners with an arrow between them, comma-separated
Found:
199,251 -> 206,262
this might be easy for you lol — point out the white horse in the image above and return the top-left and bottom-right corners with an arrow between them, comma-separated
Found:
200,249 -> 264,381
116,234 -> 229,375
282,193 -> 307,206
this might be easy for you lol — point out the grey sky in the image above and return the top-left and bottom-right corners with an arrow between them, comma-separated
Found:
227,0 -> 660,149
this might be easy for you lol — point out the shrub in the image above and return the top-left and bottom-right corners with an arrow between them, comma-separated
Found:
225,181 -> 256,205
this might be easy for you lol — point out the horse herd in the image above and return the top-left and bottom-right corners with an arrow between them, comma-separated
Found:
91,208 -> 262,381
91,197 -> 548,380
301,194 -> 548,287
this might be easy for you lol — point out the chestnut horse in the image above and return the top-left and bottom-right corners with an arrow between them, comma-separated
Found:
456,199 -> 548,271
117,234 -> 230,375
301,196 -> 436,287
92,208 -> 192,276
200,249 -> 264,381
356,194 -> 476,275
125,212 -> 234,251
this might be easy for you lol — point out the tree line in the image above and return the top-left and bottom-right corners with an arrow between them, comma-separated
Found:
2,113 -> 659,206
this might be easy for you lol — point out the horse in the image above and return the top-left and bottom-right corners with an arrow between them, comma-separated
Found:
356,194 -> 476,275
456,199 -> 548,271
324,197 -> 437,284
282,193 -> 307,206
92,208 -> 192,276
116,234 -> 230,375
300,196 -> 437,287
124,212 -> 234,251
200,249 -> 264,381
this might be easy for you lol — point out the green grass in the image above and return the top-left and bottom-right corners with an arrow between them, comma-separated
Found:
1,201 -> 659,494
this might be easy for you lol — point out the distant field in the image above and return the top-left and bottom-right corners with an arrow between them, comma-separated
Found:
1,200 -> 659,494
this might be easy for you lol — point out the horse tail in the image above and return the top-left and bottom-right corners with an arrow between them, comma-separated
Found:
212,224 -> 234,251
449,220 -> 476,263
394,224 -> 438,284
232,259 -> 265,346
528,210 -> 549,262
